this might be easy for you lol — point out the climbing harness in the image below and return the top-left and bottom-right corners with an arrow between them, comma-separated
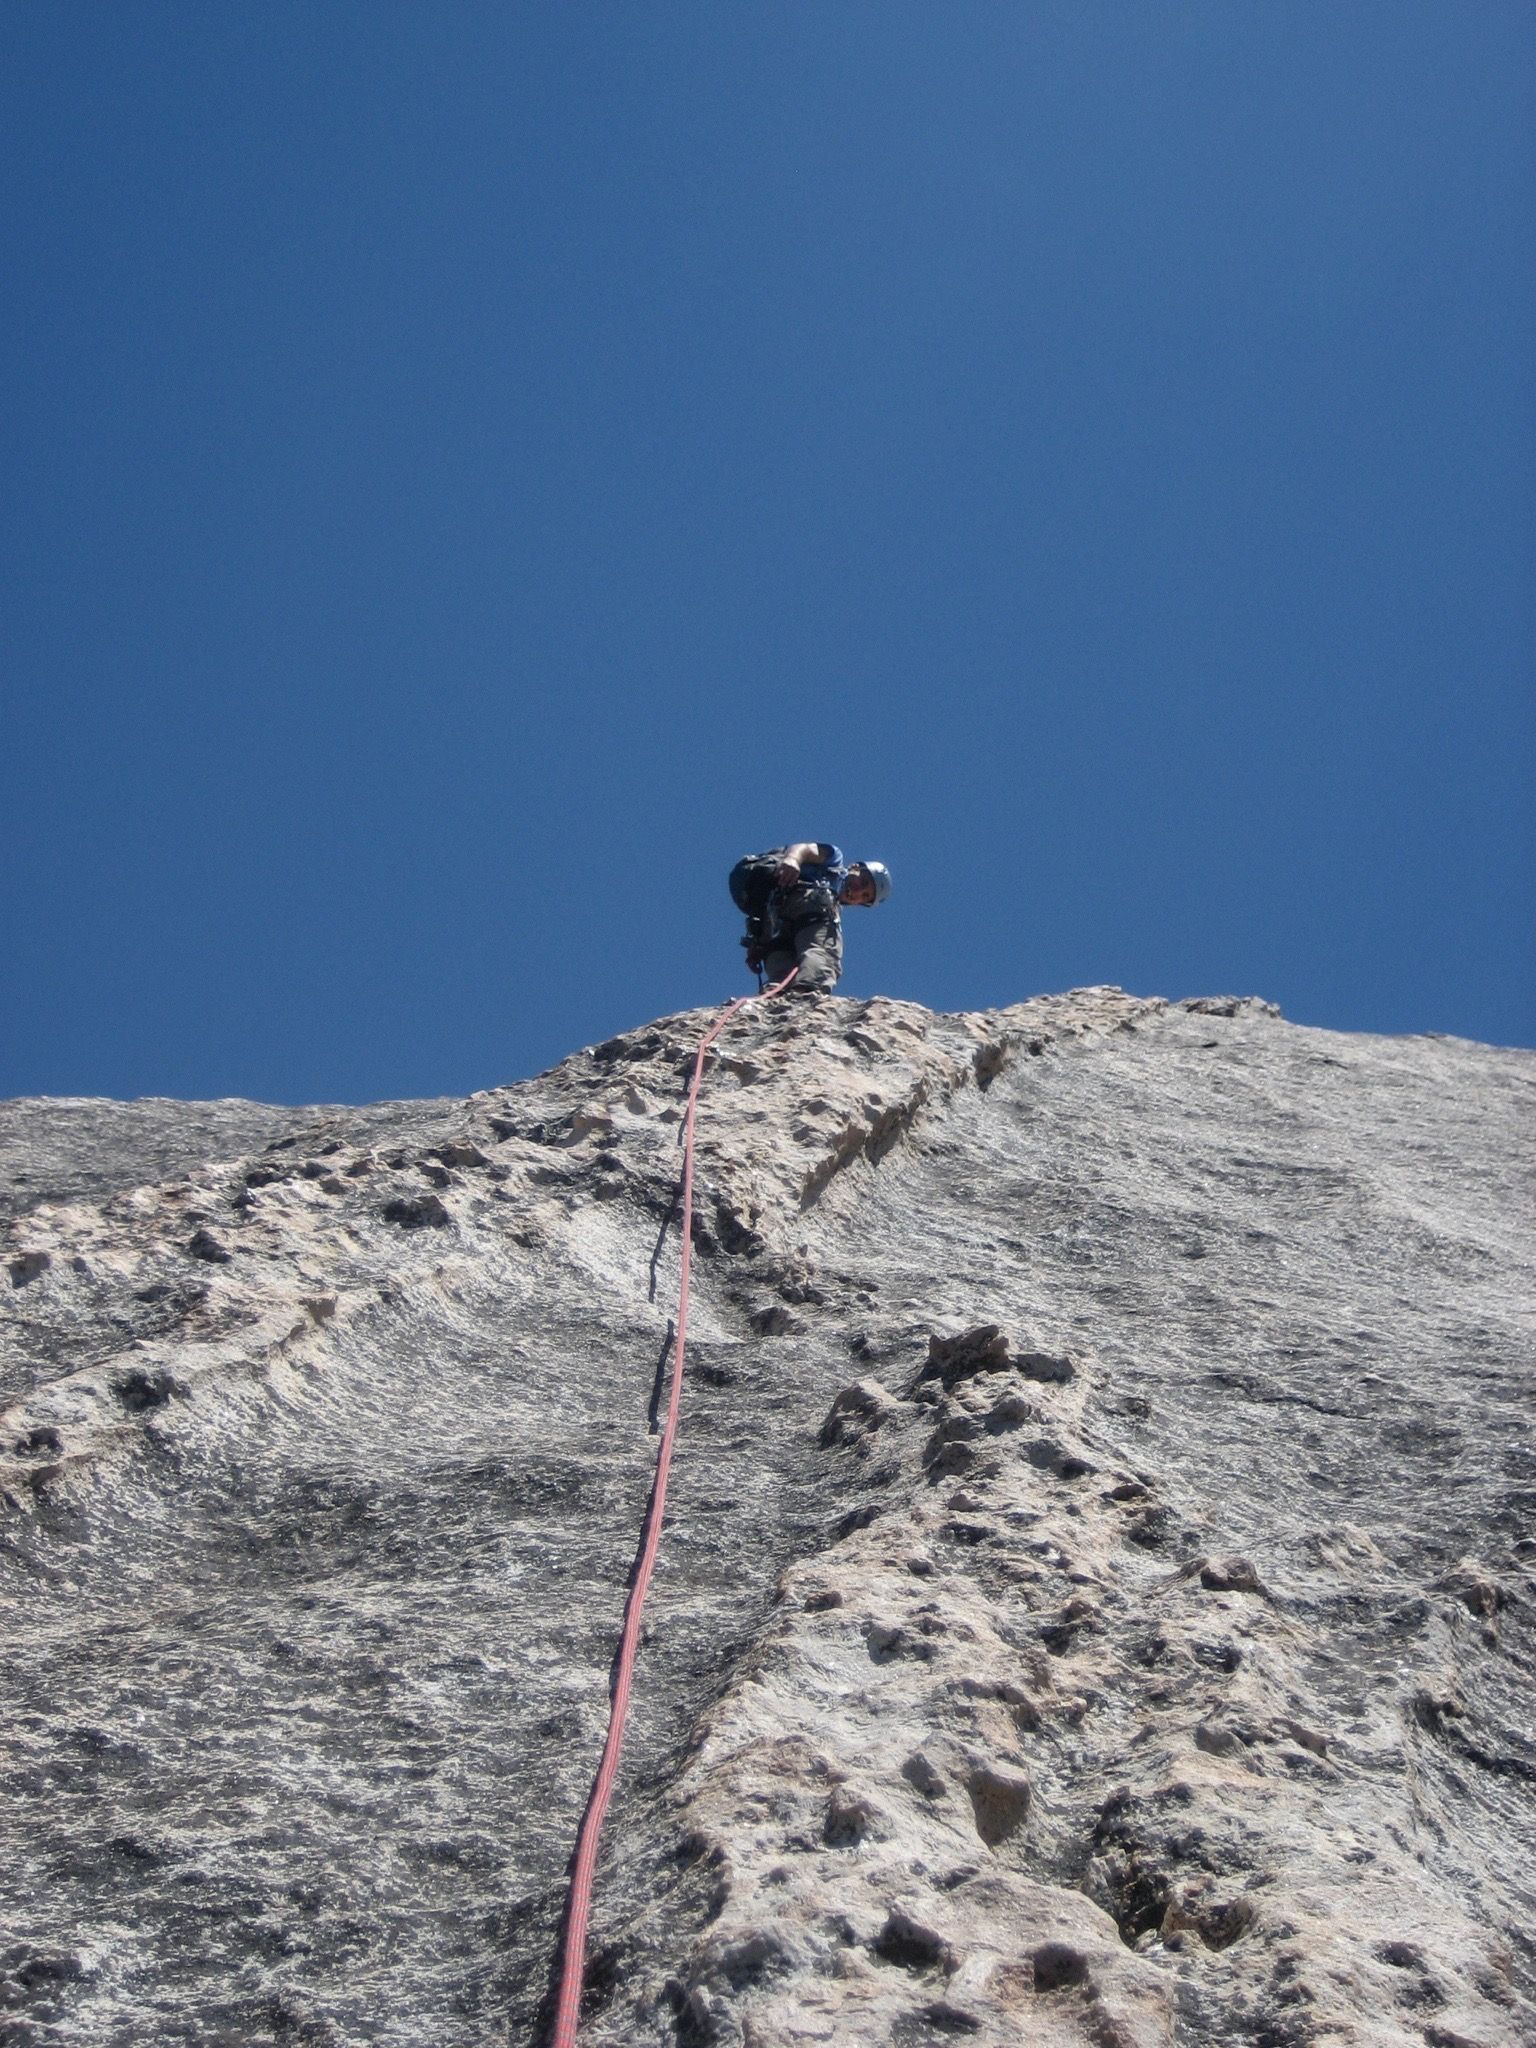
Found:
548,967 -> 799,2047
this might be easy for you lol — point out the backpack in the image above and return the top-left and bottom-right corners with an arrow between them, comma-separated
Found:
728,849 -> 785,919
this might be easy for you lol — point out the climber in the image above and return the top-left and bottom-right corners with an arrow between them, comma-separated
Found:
728,842 -> 891,996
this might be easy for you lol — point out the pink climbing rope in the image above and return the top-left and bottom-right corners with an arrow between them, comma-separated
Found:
548,967 -> 798,2047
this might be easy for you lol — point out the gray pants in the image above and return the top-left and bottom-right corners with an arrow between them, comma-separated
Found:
764,915 -> 843,993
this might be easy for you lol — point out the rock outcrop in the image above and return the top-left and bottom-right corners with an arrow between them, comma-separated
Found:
2,988 -> 1532,2047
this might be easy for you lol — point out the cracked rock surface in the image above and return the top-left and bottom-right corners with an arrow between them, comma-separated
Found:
2,988 -> 1532,2047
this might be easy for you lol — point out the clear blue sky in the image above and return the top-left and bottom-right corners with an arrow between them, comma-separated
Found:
5,3 -> 1532,1103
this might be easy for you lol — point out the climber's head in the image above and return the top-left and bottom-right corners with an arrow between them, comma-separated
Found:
841,861 -> 890,908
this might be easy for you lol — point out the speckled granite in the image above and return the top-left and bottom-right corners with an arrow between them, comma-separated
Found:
2,991 -> 1532,2046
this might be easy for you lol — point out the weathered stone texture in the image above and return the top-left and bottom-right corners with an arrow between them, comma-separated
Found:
2,989 -> 1532,2046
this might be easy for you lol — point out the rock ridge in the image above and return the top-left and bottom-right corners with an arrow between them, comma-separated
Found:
1,987 -> 1532,2048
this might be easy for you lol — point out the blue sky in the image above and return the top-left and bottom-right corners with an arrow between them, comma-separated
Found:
5,3 -> 1531,1103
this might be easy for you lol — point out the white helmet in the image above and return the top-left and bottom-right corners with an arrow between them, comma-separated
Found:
856,860 -> 891,905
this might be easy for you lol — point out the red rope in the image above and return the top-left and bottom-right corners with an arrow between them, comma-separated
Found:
548,967 -> 798,2046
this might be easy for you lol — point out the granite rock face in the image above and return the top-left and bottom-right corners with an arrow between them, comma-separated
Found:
2,989 -> 1533,2048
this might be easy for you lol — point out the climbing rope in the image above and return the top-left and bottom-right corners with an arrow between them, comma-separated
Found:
549,967 -> 798,2047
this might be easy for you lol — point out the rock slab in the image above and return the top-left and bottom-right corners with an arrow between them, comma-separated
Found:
2,988 -> 1532,2046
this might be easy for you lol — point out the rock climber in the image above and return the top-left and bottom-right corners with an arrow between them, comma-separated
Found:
728,842 -> 891,996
